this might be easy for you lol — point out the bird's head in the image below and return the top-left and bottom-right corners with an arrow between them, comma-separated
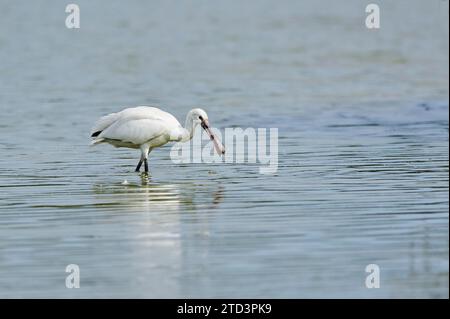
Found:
187,108 -> 225,155
189,108 -> 209,125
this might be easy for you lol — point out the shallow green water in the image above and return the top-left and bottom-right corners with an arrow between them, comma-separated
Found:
0,0 -> 448,298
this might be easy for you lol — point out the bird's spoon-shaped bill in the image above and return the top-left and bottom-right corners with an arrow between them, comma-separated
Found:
201,120 -> 225,155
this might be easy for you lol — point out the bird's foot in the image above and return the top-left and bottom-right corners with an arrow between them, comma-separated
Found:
140,172 -> 151,184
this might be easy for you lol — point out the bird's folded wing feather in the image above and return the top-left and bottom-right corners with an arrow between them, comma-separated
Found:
90,112 -> 121,136
91,107 -> 181,136
99,118 -> 169,145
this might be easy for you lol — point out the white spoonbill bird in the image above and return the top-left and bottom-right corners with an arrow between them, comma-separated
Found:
90,106 -> 225,173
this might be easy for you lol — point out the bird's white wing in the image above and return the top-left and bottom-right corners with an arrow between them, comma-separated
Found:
91,106 -> 182,137
99,118 -> 170,145
90,112 -> 121,136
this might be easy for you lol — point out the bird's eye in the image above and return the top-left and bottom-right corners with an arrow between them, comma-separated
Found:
198,115 -> 204,121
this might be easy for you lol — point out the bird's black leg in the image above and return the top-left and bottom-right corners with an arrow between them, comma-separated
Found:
135,159 -> 143,172
144,159 -> 149,173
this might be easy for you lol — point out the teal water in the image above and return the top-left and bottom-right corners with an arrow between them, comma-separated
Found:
0,0 -> 448,298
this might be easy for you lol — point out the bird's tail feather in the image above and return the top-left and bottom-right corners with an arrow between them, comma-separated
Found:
90,138 -> 105,146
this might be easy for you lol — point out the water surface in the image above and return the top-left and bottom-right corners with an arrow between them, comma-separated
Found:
0,0 -> 448,298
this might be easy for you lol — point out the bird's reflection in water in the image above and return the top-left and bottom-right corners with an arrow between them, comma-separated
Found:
209,185 -> 224,209
92,173 -> 224,213
88,175 -> 225,296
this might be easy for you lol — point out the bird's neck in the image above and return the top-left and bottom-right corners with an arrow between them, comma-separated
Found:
181,116 -> 197,142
